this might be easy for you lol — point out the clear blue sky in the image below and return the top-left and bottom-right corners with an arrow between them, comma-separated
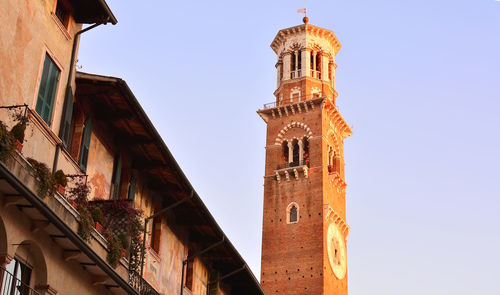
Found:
78,1 -> 500,294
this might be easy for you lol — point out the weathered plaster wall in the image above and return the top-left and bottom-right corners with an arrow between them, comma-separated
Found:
144,219 -> 185,295
0,0 -> 81,134
86,132 -> 114,200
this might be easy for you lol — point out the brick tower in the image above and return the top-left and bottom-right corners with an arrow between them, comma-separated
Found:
258,18 -> 352,295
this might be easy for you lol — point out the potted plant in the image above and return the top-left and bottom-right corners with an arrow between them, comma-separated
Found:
91,207 -> 104,233
10,121 -> 26,153
53,169 -> 67,195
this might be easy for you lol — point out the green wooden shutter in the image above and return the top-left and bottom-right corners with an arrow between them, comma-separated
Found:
35,54 -> 60,126
78,118 -> 92,170
60,88 -> 74,148
112,153 -> 122,199
128,175 -> 136,201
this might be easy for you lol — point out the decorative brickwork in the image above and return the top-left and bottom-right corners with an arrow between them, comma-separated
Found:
258,21 -> 351,295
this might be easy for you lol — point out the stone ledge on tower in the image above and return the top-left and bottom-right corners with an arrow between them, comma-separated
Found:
324,205 -> 350,239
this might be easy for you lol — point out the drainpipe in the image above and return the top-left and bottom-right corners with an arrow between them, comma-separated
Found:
53,21 -> 108,174
180,237 -> 225,295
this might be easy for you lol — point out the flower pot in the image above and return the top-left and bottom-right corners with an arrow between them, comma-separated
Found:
15,140 -> 23,153
57,184 -> 65,195
95,222 -> 103,233
121,249 -> 127,258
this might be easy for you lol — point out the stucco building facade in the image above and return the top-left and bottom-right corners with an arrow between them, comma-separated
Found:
0,1 -> 263,294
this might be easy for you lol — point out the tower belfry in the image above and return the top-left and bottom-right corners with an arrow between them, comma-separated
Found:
258,19 -> 352,294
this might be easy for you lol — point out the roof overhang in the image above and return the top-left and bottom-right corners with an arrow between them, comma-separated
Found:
69,0 -> 117,25
270,24 -> 341,55
75,72 -> 265,294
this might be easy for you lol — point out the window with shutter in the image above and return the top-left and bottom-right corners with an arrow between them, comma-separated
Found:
60,88 -> 74,148
128,175 -> 136,201
78,117 -> 92,170
35,54 -> 60,126
111,153 -> 122,199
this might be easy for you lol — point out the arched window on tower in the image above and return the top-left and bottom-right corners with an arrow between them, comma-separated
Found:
292,139 -> 300,166
287,202 -> 299,224
290,52 -> 296,78
310,51 -> 314,76
328,147 -> 334,174
297,50 -> 302,76
303,137 -> 309,167
316,53 -> 321,79
281,141 -> 289,168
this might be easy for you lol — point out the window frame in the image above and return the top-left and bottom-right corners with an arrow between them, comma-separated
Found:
34,52 -> 62,127
286,202 -> 300,224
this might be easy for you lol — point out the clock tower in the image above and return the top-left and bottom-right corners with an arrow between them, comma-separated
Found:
258,18 -> 352,295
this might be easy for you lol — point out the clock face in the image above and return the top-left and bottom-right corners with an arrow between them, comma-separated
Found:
327,222 -> 347,280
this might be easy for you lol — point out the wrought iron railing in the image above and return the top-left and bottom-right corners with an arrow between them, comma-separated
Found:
129,271 -> 159,295
0,267 -> 41,295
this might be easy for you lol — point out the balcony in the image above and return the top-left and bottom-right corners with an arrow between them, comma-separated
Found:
129,271 -> 159,295
0,105 -> 151,294
274,160 -> 309,181
0,267 -> 40,295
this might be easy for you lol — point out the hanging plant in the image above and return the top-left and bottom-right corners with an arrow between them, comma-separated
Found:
105,230 -> 123,268
77,206 -> 94,242
26,157 -> 56,198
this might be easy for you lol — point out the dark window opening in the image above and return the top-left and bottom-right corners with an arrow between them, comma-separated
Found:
292,139 -> 299,165
310,51 -> 314,71
78,117 -> 92,171
55,0 -> 70,28
291,52 -> 296,71
282,141 -> 289,165
1,258 -> 32,295
111,153 -> 122,199
290,205 -> 298,223
150,204 -> 161,254
127,174 -> 136,201
303,137 -> 309,166
297,51 -> 302,70
185,250 -> 194,291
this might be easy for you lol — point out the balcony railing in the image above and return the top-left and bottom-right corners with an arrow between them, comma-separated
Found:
290,70 -> 302,79
129,271 -> 159,295
0,267 -> 41,295
276,160 -> 308,170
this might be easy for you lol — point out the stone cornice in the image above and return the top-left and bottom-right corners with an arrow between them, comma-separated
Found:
323,98 -> 352,139
324,205 -> 349,239
271,24 -> 342,55
329,171 -> 347,193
